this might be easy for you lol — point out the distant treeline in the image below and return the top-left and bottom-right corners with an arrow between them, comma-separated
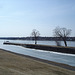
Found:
0,37 -> 75,41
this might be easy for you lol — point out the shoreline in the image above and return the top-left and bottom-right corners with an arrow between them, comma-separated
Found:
3,42 -> 75,54
0,48 -> 75,71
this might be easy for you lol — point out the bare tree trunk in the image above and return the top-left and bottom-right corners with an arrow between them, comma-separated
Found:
35,40 -> 37,44
64,40 -> 67,47
35,37 -> 37,44
63,37 -> 67,47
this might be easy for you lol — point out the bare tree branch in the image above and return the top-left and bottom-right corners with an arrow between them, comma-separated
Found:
53,26 -> 71,46
31,29 -> 40,44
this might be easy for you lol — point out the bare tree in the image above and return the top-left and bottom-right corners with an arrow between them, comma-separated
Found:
31,29 -> 40,44
53,26 -> 71,46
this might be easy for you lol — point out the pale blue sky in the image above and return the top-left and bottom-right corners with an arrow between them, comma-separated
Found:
0,0 -> 75,37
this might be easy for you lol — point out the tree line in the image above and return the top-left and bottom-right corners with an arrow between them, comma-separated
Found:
31,26 -> 72,47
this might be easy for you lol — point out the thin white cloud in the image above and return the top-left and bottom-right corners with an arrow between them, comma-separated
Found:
0,16 -> 9,18
11,11 -> 25,16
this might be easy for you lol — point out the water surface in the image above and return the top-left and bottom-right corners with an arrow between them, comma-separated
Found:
0,40 -> 75,66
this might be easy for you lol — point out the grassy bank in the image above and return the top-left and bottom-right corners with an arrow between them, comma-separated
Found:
0,49 -> 75,75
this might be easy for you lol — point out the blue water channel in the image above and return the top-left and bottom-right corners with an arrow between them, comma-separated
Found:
0,40 -> 75,66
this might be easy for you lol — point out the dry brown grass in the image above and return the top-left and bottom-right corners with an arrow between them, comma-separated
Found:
0,49 -> 75,75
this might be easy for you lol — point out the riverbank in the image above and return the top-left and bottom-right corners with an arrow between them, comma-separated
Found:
4,42 -> 75,54
0,49 -> 75,75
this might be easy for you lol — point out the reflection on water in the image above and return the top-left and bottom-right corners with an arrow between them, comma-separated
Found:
0,40 -> 75,66
4,40 -> 75,47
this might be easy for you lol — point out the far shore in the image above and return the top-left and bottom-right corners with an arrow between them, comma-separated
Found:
0,48 -> 75,75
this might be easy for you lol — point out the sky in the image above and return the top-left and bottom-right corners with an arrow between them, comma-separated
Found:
0,0 -> 75,37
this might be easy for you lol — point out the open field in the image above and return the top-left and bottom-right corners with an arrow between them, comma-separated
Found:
0,49 -> 75,75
